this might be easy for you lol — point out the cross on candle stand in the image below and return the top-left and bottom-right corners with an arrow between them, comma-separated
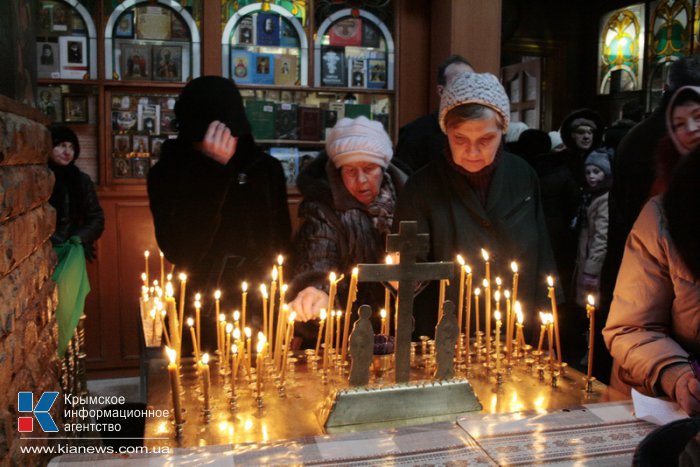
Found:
357,221 -> 455,383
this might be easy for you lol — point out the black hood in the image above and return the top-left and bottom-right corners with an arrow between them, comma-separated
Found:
560,108 -> 604,152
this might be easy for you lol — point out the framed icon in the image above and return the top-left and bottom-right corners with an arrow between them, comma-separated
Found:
115,11 -> 135,38
63,95 -> 88,123
152,45 -> 182,81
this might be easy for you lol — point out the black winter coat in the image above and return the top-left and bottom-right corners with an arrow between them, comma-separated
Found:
394,112 -> 446,174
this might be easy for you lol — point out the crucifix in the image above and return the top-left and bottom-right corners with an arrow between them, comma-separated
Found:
357,221 -> 455,383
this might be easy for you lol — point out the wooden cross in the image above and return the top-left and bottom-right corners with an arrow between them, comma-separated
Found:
357,221 -> 455,383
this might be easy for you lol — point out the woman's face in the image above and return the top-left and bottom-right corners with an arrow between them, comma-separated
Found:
446,112 -> 503,173
671,101 -> 700,153
340,162 -> 384,205
571,125 -> 594,151
51,141 -> 75,166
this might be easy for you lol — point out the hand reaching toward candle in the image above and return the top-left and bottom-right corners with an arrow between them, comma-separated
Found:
290,286 -> 329,322
198,120 -> 238,165
674,369 -> 700,416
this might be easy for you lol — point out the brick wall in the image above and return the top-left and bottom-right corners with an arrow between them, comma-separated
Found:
0,95 -> 60,466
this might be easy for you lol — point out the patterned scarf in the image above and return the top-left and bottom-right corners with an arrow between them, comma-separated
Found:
367,171 -> 396,235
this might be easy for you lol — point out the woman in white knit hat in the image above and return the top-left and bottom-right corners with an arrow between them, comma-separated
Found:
394,71 -> 560,341
289,116 -> 407,328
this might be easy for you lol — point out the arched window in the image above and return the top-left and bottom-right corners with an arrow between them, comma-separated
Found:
598,4 -> 645,94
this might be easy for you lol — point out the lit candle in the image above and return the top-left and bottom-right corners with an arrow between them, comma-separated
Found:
315,309 -> 327,357
474,287 -> 481,347
438,279 -> 447,322
269,267 -> 278,348
200,353 -> 211,413
547,276 -> 562,365
495,310 -> 502,373
384,256 -> 392,313
495,276 -> 502,296
149,309 -> 157,346
510,261 -> 519,304
260,284 -> 268,344
159,251 -> 165,287
514,301 -> 525,355
256,340 -> 264,397
342,267 -> 359,362
483,278 -> 491,356
215,290 -> 222,355
187,317 -> 200,362
537,312 -> 547,353
327,272 -> 340,321
324,310 -> 333,373
177,273 -> 187,339
334,309 -> 342,356
456,256 -> 466,359
144,250 -> 150,286
231,344 -> 239,396
245,327 -> 252,379
275,304 -> 288,370
165,283 -> 181,365
586,295 -> 596,380
233,310 -> 240,330
547,313 -> 555,372
225,323 -> 233,368
280,284 -> 288,311
464,265 -> 473,356
380,309 -> 387,335
241,282 -> 248,331
504,290 -> 512,359
277,255 -> 284,290
218,313 -> 225,362
141,272 -> 148,288
166,347 -> 183,426
194,293 -> 201,356
157,301 -> 171,347
279,312 -> 296,387
481,248 -> 491,285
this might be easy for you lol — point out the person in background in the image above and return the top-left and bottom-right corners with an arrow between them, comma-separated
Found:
49,126 -> 104,261
558,108 -> 605,187
394,72 -> 560,340
504,121 -> 529,154
548,130 -> 565,152
603,100 -> 644,151
570,149 -> 611,367
603,143 -> 700,416
148,76 -> 291,345
394,55 -> 474,173
289,117 -> 406,341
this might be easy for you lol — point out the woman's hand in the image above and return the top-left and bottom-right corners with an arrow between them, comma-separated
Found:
289,287 -> 329,322
675,371 -> 700,416
200,120 -> 237,165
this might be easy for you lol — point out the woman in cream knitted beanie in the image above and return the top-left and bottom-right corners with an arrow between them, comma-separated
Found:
289,116 -> 407,325
394,71 -> 560,340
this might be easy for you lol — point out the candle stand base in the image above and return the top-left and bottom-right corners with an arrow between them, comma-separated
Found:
551,370 -> 560,387
585,377 -> 596,393
496,371 -> 504,386
558,362 -> 568,375
256,395 -> 264,408
278,385 -> 287,398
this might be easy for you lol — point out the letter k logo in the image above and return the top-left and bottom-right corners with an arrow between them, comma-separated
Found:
18,392 -> 59,433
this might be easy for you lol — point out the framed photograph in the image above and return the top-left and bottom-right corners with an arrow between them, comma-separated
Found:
113,135 -> 131,154
152,45 -> 182,81
115,11 -> 134,38
52,3 -> 69,32
59,36 -> 88,79
151,137 -> 166,158
113,157 -> 132,178
120,43 -> 151,80
112,110 -> 137,132
37,42 -> 59,78
63,95 -> 88,123
237,16 -> 255,45
37,86 -> 62,122
137,103 -> 161,134
131,157 -> 150,178
132,135 -> 149,154
160,111 -> 175,134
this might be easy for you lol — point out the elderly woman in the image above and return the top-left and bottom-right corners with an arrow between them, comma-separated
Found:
290,116 -> 406,323
394,72 -> 559,339
603,87 -> 700,416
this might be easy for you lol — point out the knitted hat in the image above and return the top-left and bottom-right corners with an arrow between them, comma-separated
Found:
548,130 -> 564,150
505,121 -> 529,143
50,125 -> 80,160
326,116 -> 393,168
585,149 -> 612,176
570,117 -> 597,131
174,76 -> 251,142
666,85 -> 700,155
439,72 -> 510,134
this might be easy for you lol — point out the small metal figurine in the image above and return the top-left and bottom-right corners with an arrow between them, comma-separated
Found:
349,305 -> 374,386
434,301 -> 458,380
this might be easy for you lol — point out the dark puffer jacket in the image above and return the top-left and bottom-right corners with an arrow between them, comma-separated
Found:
290,152 -> 406,337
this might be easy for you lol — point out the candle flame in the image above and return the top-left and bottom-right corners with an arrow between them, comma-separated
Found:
465,264 -> 472,274
244,327 -> 251,338
159,251 -> 164,258
547,275 -> 554,287
257,332 -> 266,343
214,289 -> 221,300
260,284 -> 268,298
539,311 -> 546,323
494,290 -> 501,302
233,327 -> 241,340
141,272 -> 147,281
218,313 -> 225,322
242,281 -> 248,292
385,255 -> 393,265
456,254 -> 465,266
329,271 -> 336,282
156,300 -> 163,311
165,282 -> 174,297
272,266 -> 278,281
226,323 -> 233,333
542,312 -> 554,325
195,292 -> 201,301
144,250 -> 150,258
504,290 -> 511,299
474,287 -> 481,296
149,309 -> 156,319
380,309 -> 387,319
233,310 -> 240,321
511,261 -> 518,273
195,300 -> 201,309
288,312 -> 296,322
256,340 -> 265,353
167,273 -> 172,282
495,277 -> 502,286
494,310 -> 501,321
232,344 -> 238,355
187,317 -> 194,327
277,254 -> 284,266
587,294 -> 595,306
281,284 -> 288,293
352,266 -> 359,276
482,278 -> 489,288
320,309 -> 327,320
515,302 -> 524,323
166,346 -> 176,364
178,273 -> 187,281
481,248 -> 489,262
202,353 -> 209,365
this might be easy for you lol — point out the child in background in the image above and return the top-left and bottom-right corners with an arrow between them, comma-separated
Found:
574,149 -> 612,306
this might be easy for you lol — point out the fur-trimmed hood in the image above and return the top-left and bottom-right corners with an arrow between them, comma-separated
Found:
560,108 -> 604,153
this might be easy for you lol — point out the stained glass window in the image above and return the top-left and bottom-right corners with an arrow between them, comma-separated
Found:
222,1 -> 307,27
598,4 -> 646,94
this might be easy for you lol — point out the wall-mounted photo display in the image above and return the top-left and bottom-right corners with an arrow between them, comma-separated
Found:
37,41 -> 59,78
131,157 -> 150,178
63,95 -> 88,123
152,45 -> 182,82
114,134 -> 131,154
120,43 -> 151,80
37,86 -> 62,122
113,157 -> 132,178
132,135 -> 149,154
59,36 -> 88,79
115,11 -> 135,38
